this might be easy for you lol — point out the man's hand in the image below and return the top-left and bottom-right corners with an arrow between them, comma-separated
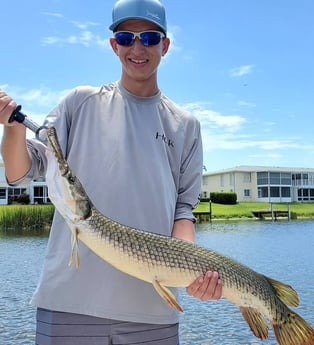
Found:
0,89 -> 17,126
186,271 -> 222,301
171,220 -> 223,301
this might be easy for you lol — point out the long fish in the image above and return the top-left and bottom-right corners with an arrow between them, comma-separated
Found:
45,126 -> 314,345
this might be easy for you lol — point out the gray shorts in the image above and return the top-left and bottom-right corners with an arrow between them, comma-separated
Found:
36,308 -> 179,345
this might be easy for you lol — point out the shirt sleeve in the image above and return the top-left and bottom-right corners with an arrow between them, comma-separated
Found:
7,139 -> 48,187
174,120 -> 203,221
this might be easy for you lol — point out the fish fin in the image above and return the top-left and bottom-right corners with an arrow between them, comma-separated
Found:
240,306 -> 269,340
75,243 -> 80,268
271,310 -> 314,345
68,234 -> 75,267
68,228 -> 80,268
265,276 -> 299,307
152,280 -> 183,312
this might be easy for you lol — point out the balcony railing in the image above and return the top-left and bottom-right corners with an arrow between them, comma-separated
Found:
292,178 -> 314,187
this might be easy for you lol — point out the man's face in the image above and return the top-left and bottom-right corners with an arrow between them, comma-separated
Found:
110,19 -> 170,92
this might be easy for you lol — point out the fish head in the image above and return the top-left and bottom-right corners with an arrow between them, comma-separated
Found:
46,147 -> 91,222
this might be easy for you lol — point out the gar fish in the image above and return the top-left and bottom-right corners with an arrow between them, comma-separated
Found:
45,126 -> 314,345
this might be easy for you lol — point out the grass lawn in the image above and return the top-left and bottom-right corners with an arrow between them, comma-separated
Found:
194,202 -> 314,220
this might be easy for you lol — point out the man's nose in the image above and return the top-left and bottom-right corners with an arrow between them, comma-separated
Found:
131,37 -> 146,51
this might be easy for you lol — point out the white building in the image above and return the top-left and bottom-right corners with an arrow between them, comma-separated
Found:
0,161 -> 49,205
202,165 -> 314,203
2,162 -> 314,205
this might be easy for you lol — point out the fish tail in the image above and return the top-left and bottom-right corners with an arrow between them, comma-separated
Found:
272,310 -> 314,345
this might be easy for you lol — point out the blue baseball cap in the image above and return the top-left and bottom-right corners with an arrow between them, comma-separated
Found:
109,0 -> 167,35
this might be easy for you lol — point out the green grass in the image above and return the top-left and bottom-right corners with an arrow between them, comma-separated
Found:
1,202 -> 313,236
0,204 -> 55,236
194,202 -> 314,220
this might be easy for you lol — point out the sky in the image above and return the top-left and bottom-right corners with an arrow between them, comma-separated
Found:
1,0 -> 314,172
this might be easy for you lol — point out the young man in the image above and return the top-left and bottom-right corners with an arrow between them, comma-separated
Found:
0,0 -> 222,344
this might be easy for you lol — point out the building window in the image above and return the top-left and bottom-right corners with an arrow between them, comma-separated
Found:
303,174 -> 309,185
292,174 -> 301,186
303,189 -> 309,200
8,187 -> 27,196
33,176 -> 46,182
270,187 -> 280,197
281,173 -> 292,185
258,172 -> 292,186
220,175 -> 224,187
269,172 -> 280,185
281,187 -> 291,197
258,187 -> 268,198
243,173 -> 251,183
257,172 -> 268,185
244,189 -> 250,197
34,186 -> 48,204
229,173 -> 234,185
0,188 -> 6,199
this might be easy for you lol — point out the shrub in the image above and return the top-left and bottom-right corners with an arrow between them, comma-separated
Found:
8,193 -> 30,205
210,192 -> 237,205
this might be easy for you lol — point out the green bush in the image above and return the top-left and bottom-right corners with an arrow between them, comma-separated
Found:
0,204 -> 54,235
199,197 -> 210,202
210,192 -> 237,205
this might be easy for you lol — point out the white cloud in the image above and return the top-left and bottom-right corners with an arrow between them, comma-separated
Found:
184,102 -> 246,132
71,21 -> 99,30
230,64 -> 254,77
42,11 -> 64,19
41,14 -> 108,49
0,84 -> 9,90
0,87 -> 72,142
4,86 -> 71,115
182,101 -> 309,157
249,153 -> 282,158
16,88 -> 70,109
166,25 -> 181,53
238,100 -> 256,108
42,31 -> 109,48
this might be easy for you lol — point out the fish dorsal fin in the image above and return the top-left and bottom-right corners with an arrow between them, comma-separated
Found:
240,306 -> 269,340
265,276 -> 299,307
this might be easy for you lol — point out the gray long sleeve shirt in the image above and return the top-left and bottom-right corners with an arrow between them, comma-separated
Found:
15,82 -> 203,324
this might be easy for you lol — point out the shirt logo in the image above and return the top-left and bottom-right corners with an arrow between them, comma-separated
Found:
156,132 -> 174,148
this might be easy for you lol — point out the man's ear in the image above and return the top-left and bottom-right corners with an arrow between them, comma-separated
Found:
162,37 -> 170,56
110,37 -> 119,55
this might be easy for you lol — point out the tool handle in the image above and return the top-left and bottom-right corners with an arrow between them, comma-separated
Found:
8,105 -> 25,123
9,105 -> 47,140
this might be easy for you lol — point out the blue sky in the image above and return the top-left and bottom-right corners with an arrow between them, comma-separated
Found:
1,0 -> 314,171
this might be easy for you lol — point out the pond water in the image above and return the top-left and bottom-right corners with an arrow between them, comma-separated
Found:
0,220 -> 313,345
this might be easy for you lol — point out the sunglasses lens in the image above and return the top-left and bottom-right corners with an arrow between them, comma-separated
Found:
115,32 -> 134,46
140,32 -> 162,46
114,32 -> 163,46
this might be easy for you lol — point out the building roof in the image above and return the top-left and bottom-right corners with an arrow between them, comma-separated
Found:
203,165 -> 314,176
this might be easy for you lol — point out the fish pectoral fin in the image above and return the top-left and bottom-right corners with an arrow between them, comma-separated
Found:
264,275 -> 299,307
152,279 -> 183,312
68,227 -> 80,268
240,306 -> 269,340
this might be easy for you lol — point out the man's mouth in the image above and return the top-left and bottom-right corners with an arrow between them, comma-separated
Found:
129,58 -> 148,64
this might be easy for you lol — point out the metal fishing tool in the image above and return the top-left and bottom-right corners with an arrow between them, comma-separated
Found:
8,105 -> 47,140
